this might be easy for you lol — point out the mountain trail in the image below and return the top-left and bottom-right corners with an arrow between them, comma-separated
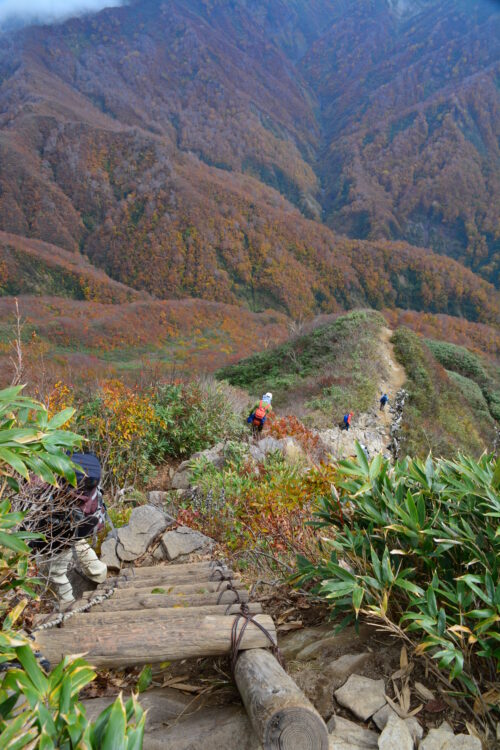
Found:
318,327 -> 406,460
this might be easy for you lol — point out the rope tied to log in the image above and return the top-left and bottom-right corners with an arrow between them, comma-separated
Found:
216,580 -> 242,605
209,567 -> 233,582
230,602 -> 283,680
30,587 -> 116,634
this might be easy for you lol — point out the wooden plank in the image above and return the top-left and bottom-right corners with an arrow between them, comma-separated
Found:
235,649 -> 329,750
90,589 -> 250,612
116,561 -> 227,579
103,568 -> 236,589
34,603 -> 263,629
33,614 -> 276,669
84,581 -> 238,602
105,568 -> 236,590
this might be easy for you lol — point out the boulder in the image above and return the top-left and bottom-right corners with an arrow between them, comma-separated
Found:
171,443 -> 227,489
441,737 -> 481,750
325,653 -> 372,685
192,442 -> 226,468
373,705 -> 423,743
419,722 -> 454,750
334,675 -> 386,721
148,491 -> 168,506
116,505 -> 172,562
378,715 -> 413,750
100,537 -> 122,570
160,525 -> 214,561
327,715 -> 379,748
171,466 -> 191,490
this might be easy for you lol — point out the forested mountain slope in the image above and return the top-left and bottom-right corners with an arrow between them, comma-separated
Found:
0,0 -> 498,306
0,0 -> 498,388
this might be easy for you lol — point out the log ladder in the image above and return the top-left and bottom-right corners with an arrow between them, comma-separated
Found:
32,559 -> 328,750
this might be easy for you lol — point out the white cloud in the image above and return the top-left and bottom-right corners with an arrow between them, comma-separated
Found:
0,0 -> 125,27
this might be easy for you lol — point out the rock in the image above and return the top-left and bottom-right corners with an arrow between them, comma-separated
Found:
100,537 -> 122,570
328,715 -> 379,748
171,467 -> 191,490
419,722 -> 454,750
406,718 -> 424,744
279,624 -> 334,660
373,705 -> 423,743
160,525 -> 214,561
326,653 -> 372,685
143,705 -> 261,750
116,505 -> 171,562
295,625 -> 372,661
152,544 -> 166,561
441,737 -> 481,750
256,436 -> 285,455
83,688 -> 191,730
192,442 -> 226,468
334,675 -> 386,721
378,715 -> 413,750
148,491 -> 168,506
372,704 -> 396,731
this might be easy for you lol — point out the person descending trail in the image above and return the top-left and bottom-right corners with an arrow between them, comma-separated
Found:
380,393 -> 389,411
342,412 -> 354,431
247,392 -> 273,438
28,453 -> 108,607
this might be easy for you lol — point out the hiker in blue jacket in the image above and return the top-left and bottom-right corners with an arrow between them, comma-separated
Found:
380,393 -> 389,411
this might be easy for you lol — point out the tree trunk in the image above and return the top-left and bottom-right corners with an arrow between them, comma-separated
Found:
33,614 -> 276,669
234,649 -> 329,750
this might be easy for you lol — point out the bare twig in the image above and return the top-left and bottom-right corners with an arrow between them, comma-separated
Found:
10,298 -> 24,386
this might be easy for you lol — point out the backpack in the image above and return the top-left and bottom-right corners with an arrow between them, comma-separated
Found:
254,401 -> 270,424
70,453 -> 105,539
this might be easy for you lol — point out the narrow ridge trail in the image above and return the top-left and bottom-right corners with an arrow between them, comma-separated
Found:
318,327 -> 406,460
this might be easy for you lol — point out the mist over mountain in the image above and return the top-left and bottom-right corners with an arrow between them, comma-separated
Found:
0,0 -> 125,30
0,0 -> 498,323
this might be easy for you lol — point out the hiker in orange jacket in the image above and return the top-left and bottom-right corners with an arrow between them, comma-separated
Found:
343,412 -> 354,431
247,392 -> 273,434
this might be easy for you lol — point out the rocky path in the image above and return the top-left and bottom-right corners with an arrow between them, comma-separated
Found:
319,327 -> 406,461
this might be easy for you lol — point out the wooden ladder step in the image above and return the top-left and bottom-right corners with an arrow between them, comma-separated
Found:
33,613 -> 276,669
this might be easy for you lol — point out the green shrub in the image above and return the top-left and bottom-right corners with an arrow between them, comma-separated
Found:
426,339 -> 500,422
148,380 -> 245,462
295,446 -> 500,704
392,328 -> 489,456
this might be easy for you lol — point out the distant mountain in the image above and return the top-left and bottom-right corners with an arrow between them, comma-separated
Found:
0,0 -> 498,323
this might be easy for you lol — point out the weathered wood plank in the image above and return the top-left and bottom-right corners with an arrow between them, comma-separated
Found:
101,570 -> 237,590
235,649 -> 328,750
34,614 -> 276,669
33,603 -> 263,629
90,588 -> 249,612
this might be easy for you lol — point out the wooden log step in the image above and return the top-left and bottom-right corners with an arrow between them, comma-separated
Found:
84,581 -> 239,603
102,568 -> 236,589
91,588 -> 249,612
34,603 -> 263,629
33,614 -> 276,669
118,561 -> 227,579
235,648 -> 329,750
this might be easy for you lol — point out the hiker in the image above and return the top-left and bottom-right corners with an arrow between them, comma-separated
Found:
247,392 -> 273,435
29,453 -> 108,606
343,412 -> 354,431
380,393 -> 389,411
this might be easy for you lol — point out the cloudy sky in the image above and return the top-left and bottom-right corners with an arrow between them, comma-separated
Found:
0,0 -> 124,27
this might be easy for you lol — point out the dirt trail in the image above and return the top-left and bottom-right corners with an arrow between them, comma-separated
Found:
319,327 -> 406,460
